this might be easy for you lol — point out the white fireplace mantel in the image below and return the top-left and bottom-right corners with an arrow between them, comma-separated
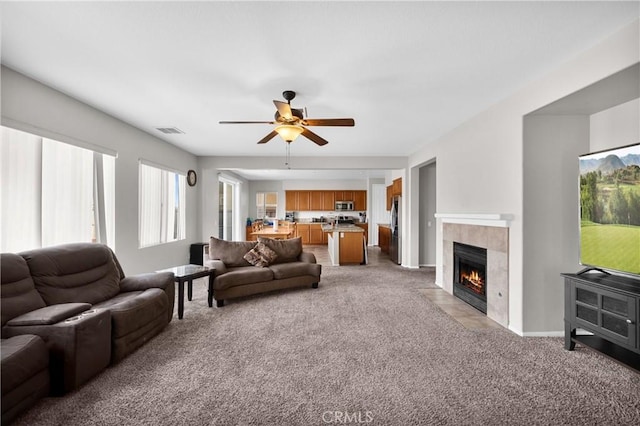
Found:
434,213 -> 513,228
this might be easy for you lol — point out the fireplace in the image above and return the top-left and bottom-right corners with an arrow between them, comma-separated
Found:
453,242 -> 487,313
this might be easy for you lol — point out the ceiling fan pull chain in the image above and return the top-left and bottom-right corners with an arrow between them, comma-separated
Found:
285,141 -> 291,169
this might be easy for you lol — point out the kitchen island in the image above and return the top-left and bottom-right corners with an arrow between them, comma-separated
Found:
322,224 -> 366,266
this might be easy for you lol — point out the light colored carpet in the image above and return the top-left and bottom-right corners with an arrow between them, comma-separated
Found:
13,258 -> 640,425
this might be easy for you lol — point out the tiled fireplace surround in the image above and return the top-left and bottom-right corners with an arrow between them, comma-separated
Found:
440,216 -> 510,328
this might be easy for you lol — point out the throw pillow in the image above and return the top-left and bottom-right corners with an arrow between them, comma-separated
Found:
243,242 -> 278,267
257,237 -> 302,264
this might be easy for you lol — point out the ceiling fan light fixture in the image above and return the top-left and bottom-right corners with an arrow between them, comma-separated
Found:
275,124 -> 304,142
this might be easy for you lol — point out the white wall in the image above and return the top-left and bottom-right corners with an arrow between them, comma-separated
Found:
523,115 -> 590,334
419,162 -> 437,266
1,66 -> 199,274
590,98 -> 640,151
407,20 -> 639,335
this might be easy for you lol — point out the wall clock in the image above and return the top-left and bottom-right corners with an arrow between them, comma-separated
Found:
187,170 -> 197,187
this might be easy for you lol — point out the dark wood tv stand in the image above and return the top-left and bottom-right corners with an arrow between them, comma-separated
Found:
562,272 -> 640,372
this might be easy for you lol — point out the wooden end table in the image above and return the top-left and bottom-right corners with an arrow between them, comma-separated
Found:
157,264 -> 215,319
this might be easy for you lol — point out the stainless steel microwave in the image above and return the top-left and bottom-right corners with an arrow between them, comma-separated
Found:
335,201 -> 354,211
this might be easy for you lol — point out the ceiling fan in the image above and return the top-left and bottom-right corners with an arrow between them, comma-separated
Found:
219,90 -> 355,146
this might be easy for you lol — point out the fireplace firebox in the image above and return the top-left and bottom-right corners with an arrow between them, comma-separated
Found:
453,242 -> 487,313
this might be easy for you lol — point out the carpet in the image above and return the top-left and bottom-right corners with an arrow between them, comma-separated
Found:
12,260 -> 640,425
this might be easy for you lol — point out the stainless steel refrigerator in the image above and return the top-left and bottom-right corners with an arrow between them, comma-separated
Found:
389,195 -> 401,264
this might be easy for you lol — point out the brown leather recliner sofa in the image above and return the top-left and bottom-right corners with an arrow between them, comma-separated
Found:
204,236 -> 321,307
1,242 -> 175,422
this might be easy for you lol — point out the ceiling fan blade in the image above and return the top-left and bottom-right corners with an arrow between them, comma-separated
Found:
303,118 -> 355,127
257,130 -> 279,144
273,100 -> 293,120
219,121 -> 275,124
301,128 -> 329,146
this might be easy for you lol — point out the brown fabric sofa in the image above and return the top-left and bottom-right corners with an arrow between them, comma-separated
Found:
1,243 -> 175,399
204,237 -> 321,306
1,335 -> 50,425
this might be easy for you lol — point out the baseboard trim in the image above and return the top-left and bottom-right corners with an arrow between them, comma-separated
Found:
522,331 -> 564,337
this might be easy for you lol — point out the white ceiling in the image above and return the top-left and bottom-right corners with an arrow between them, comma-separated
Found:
1,1 -> 638,180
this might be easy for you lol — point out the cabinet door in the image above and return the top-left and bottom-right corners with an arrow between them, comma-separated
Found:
342,191 -> 354,201
297,191 -> 311,211
309,225 -> 324,245
572,283 -> 637,348
296,224 -> 310,245
334,191 -> 344,202
285,191 -> 297,211
322,191 -> 335,211
310,191 -> 324,210
354,191 -> 367,211
386,185 -> 392,211
356,223 -> 368,244
392,178 -> 402,196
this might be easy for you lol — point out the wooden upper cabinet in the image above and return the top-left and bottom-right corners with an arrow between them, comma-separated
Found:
322,191 -> 335,211
285,191 -> 297,211
342,191 -> 355,201
354,191 -> 366,211
297,191 -> 311,211
386,185 -> 393,211
392,178 -> 402,196
310,191 -> 324,210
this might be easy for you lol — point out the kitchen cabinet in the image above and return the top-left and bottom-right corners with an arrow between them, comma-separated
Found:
338,232 -> 365,264
379,225 -> 391,253
309,224 -> 325,245
285,191 -> 297,211
386,185 -> 393,211
297,191 -> 310,211
322,191 -> 335,210
310,191 -> 324,210
286,189 -> 366,212
354,191 -> 367,211
392,178 -> 402,196
296,224 -> 311,245
355,223 -> 368,244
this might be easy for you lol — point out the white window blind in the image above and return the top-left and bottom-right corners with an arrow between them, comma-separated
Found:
1,126 -> 115,252
139,162 -> 186,248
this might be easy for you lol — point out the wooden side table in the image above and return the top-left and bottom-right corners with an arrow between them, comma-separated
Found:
157,264 -> 215,319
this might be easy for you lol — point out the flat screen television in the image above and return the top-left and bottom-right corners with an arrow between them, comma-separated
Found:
579,142 -> 640,277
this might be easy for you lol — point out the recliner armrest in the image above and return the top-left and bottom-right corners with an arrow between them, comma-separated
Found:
6,303 -> 91,326
120,272 -> 174,292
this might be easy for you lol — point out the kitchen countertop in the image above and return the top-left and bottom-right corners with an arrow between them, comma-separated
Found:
321,224 -> 365,233
378,223 -> 391,228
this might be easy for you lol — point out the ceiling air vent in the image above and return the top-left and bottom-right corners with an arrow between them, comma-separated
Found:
156,127 -> 184,135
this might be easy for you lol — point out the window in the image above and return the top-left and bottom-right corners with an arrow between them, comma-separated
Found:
256,192 -> 277,220
139,161 -> 186,248
219,178 -> 236,240
1,126 -> 115,252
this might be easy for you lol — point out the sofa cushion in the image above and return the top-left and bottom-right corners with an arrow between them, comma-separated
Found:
1,335 -> 49,395
214,266 -> 274,290
92,289 -> 167,339
257,237 -> 302,264
0,253 -> 47,328
243,242 -> 278,267
268,262 -> 322,280
20,243 -> 121,306
209,237 -> 257,267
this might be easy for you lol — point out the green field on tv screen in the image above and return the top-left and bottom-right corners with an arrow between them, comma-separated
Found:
580,221 -> 640,274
